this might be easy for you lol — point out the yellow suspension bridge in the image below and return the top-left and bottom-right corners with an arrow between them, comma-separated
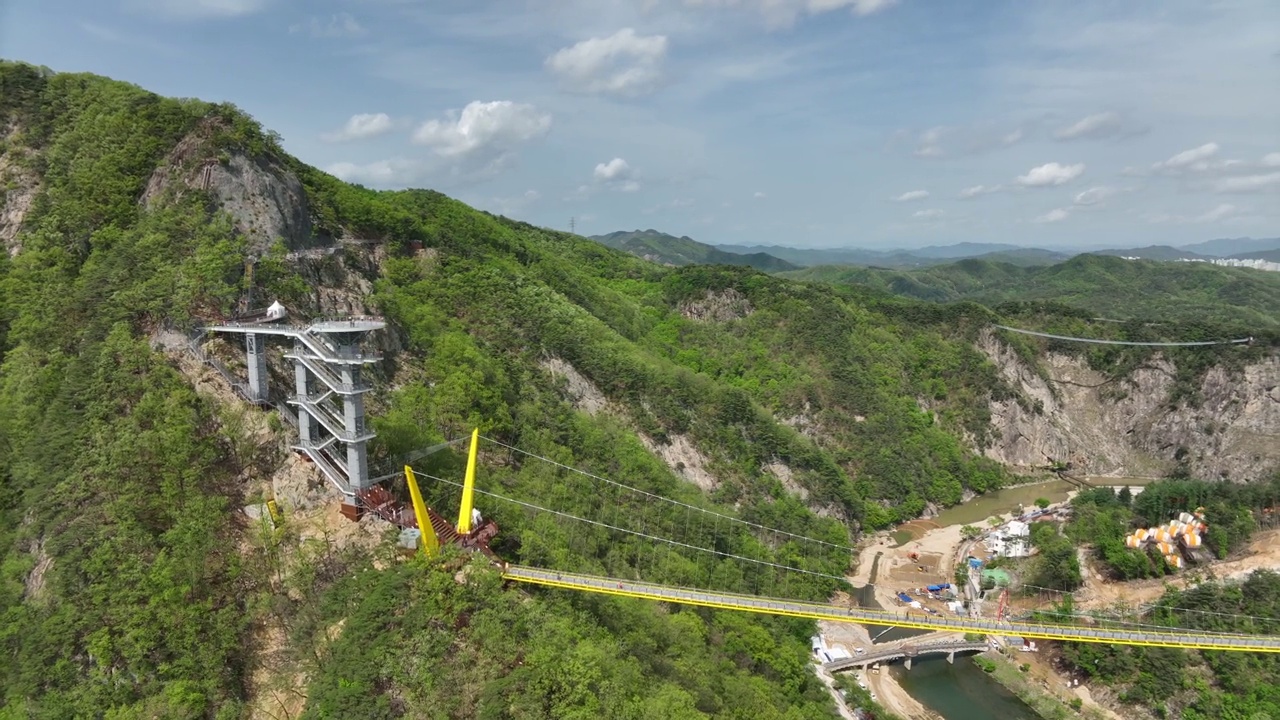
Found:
396,431 -> 1280,654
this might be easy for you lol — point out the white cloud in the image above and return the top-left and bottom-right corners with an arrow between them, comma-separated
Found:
1035,208 -> 1070,224
123,0 -> 266,20
594,157 -> 632,182
412,101 -> 551,166
1213,172 -> 1280,194
321,113 -> 393,142
1073,186 -> 1120,206
1260,153 -> 1280,168
958,184 -> 1001,199
1054,111 -> 1127,141
289,12 -> 365,38
753,191 -> 766,199
592,158 -> 641,192
1152,142 -> 1219,171
546,29 -> 668,96
1016,162 -> 1085,187
913,209 -> 944,220
893,190 -> 929,202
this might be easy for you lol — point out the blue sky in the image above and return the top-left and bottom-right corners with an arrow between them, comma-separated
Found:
3,0 -> 1279,249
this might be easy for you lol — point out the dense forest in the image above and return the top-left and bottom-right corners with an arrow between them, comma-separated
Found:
1,59 -> 1278,719
782,254 -> 1280,330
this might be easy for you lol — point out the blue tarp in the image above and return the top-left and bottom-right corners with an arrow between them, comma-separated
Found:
926,583 -> 952,592
896,592 -> 913,602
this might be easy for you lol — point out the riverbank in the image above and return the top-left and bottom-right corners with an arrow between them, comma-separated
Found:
818,616 -> 939,720
980,651 -> 1118,720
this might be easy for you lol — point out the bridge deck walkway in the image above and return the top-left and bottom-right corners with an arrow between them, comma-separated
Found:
502,566 -> 1280,653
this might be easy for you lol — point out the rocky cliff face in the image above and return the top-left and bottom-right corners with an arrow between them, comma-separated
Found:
141,118 -> 325,256
977,330 -> 1280,481
0,121 -> 41,256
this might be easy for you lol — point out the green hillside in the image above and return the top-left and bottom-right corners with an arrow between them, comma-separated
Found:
0,60 -> 1008,718
2,61 -> 1277,720
783,253 -> 1280,329
591,229 -> 798,271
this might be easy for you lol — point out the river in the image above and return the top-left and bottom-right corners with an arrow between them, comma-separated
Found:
858,477 -> 1155,719
854,553 -> 1039,719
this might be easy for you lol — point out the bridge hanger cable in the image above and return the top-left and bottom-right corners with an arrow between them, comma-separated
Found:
416,469 -> 849,583
993,324 -> 1252,347
479,435 -> 853,552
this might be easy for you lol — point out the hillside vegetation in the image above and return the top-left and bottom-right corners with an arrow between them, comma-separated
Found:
1,60 -> 1277,720
0,60 -> 1016,718
783,253 -> 1280,329
591,229 -> 798,271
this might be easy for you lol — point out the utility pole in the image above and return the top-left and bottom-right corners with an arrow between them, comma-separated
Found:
569,217 -> 576,234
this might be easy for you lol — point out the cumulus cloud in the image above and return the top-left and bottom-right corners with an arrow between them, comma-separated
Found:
1152,142 -> 1219,171
893,190 -> 929,202
753,191 -> 766,199
1053,111 -> 1143,141
958,184 -> 1000,200
412,101 -> 551,173
913,209 -> 944,220
1035,208 -> 1070,223
321,113 -> 393,142
289,12 -> 364,38
593,158 -> 641,191
546,29 -> 668,96
1016,162 -> 1085,187
594,157 -> 632,182
1263,153 -> 1280,168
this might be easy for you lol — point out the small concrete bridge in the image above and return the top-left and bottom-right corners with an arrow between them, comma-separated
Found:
824,639 -> 989,672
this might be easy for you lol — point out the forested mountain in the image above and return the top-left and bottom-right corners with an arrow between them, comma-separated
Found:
590,229 -> 798,271
782,253 -> 1280,329
0,61 -> 1276,719
0,60 -> 1009,718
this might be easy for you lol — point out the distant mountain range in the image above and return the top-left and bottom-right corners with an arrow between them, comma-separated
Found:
589,230 -> 798,271
589,229 -> 1280,271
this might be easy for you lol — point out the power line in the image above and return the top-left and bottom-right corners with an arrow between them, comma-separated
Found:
479,435 -> 854,552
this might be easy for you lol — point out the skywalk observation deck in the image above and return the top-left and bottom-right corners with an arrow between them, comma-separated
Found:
199,314 -> 386,495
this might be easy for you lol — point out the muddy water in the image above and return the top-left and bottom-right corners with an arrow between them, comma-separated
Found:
932,476 -> 1156,527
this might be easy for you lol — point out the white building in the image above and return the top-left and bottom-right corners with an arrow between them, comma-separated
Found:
987,520 -> 1032,558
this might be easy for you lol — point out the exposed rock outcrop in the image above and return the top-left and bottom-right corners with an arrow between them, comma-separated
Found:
978,330 -> 1280,481
541,356 -> 612,416
640,433 -> 718,491
141,118 -> 326,255
0,121 -> 41,256
679,288 -> 753,322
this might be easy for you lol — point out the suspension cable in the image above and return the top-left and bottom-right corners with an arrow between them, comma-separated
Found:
479,435 -> 853,552
415,470 -> 849,584
994,324 -> 1252,347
